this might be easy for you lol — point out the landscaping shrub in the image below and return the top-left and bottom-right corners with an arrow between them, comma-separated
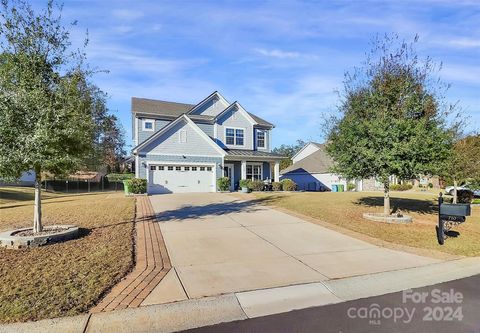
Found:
347,183 -> 356,191
217,177 -> 230,191
457,189 -> 474,204
272,182 -> 282,191
390,184 -> 413,191
472,198 -> 480,204
239,179 -> 252,190
281,179 -> 297,191
127,178 -> 147,194
428,182 -> 434,189
250,180 -> 264,191
106,173 -> 134,181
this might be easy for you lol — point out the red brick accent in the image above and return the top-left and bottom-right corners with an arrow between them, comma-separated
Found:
90,196 -> 171,312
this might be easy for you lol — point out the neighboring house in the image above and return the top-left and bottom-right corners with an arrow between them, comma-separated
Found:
131,91 -> 283,194
280,142 -> 347,191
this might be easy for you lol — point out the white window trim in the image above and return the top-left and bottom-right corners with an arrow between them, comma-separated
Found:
246,162 -> 263,181
256,130 -> 266,149
224,126 -> 246,147
143,119 -> 155,131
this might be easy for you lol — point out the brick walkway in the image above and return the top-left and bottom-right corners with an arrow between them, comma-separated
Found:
91,196 -> 171,312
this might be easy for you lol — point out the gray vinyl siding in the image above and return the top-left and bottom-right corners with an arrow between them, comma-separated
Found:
196,122 -> 214,137
137,117 -> 171,145
216,109 -> 253,150
140,119 -> 223,157
137,154 -> 222,179
190,99 -> 229,117
135,116 -> 214,146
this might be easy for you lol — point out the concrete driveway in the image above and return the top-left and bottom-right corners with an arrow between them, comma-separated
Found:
144,193 -> 440,304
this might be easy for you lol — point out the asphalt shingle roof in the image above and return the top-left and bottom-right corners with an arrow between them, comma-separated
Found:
281,143 -> 333,174
132,95 -> 274,127
131,97 -> 194,116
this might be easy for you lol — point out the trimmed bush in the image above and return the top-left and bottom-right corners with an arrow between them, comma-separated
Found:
250,180 -> 264,191
472,198 -> 480,204
272,182 -> 282,191
457,189 -> 474,204
106,173 -> 134,181
347,183 -> 356,191
428,182 -> 434,189
217,177 -> 230,191
390,184 -> 413,191
239,179 -> 252,189
281,178 -> 297,191
127,178 -> 147,194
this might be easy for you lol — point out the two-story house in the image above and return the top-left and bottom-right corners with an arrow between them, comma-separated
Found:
131,91 -> 283,194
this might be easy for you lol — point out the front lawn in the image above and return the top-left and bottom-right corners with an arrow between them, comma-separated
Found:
254,191 -> 480,257
0,187 -> 135,323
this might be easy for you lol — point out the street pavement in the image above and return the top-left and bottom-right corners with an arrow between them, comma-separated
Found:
184,274 -> 480,333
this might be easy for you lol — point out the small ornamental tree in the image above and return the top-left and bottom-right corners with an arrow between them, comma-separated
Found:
0,0 -> 100,232
326,35 -> 458,216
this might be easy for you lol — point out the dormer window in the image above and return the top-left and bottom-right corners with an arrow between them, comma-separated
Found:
257,130 -> 266,148
143,119 -> 154,131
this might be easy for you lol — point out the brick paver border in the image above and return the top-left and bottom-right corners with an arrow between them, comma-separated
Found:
91,196 -> 171,312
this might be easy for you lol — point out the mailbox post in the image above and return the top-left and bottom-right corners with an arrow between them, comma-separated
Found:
437,192 -> 471,245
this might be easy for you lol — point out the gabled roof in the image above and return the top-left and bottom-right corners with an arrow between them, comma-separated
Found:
131,92 -> 274,128
248,112 -> 274,128
132,114 -> 226,156
291,141 -> 322,161
281,143 -> 333,174
131,97 -> 194,117
187,91 -> 229,116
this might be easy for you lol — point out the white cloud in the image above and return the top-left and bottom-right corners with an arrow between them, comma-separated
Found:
112,9 -> 144,21
254,48 -> 301,59
441,64 -> 480,84
447,38 -> 480,48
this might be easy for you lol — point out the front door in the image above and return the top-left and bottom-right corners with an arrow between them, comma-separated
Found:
223,164 -> 234,191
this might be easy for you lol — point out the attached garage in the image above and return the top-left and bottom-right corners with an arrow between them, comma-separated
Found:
148,164 -> 216,194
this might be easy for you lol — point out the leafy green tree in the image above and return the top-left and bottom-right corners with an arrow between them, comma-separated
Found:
82,87 -> 126,172
272,139 -> 306,170
444,134 -> 480,203
326,35 -> 458,215
0,0 -> 102,232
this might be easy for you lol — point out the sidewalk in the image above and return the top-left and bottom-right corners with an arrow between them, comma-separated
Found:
2,256 -> 479,333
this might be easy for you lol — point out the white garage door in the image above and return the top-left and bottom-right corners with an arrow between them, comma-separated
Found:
148,164 -> 215,194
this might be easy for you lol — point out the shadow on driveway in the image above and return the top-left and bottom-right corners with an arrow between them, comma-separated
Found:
156,198 -> 267,222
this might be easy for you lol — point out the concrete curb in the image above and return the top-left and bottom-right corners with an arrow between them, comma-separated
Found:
1,257 -> 479,333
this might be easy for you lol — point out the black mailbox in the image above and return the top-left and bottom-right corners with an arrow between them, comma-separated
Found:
439,203 -> 471,217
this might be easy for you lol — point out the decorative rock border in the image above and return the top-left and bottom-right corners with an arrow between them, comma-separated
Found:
363,212 -> 412,224
0,225 -> 79,249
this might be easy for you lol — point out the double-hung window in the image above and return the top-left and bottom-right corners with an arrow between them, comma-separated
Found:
257,131 -> 266,148
246,164 -> 262,181
225,128 -> 244,146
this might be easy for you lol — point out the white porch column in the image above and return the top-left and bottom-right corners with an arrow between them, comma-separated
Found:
241,160 -> 247,179
274,161 -> 280,182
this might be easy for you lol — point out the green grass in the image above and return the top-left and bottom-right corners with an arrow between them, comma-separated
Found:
0,187 -> 135,323
254,191 -> 480,257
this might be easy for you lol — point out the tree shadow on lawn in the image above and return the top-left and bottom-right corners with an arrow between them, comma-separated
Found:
356,196 -> 437,215
156,197 -> 270,222
0,199 -> 76,210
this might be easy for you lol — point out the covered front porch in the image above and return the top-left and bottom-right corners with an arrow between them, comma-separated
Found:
222,150 -> 283,191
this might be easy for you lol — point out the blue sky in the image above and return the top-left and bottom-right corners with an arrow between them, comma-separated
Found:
49,0 -> 479,150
